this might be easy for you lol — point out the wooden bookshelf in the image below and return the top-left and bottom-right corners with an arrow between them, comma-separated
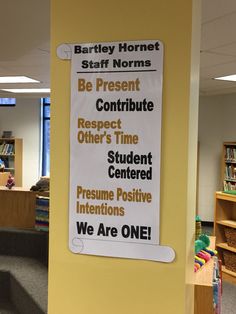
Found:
0,172 -> 10,185
214,191 -> 236,278
0,138 -> 23,186
222,266 -> 236,278
217,242 -> 236,253
216,219 -> 236,228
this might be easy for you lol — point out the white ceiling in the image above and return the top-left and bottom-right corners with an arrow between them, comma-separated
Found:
0,0 -> 50,98
200,0 -> 236,95
0,0 -> 236,97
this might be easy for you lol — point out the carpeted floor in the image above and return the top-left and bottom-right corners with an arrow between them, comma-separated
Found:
0,300 -> 19,314
0,228 -> 48,313
222,281 -> 236,314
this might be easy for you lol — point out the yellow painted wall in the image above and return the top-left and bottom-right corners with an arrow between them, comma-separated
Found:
49,1 -> 201,313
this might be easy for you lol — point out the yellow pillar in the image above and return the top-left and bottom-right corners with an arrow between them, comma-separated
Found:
49,1 -> 201,314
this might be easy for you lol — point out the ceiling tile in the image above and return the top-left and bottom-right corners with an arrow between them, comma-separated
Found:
0,0 -> 49,61
200,51 -> 236,68
201,12 -> 236,50
200,61 -> 236,79
200,78 -> 236,89
202,0 -> 236,23
200,77 -> 236,95
200,85 -> 236,96
210,42 -> 236,56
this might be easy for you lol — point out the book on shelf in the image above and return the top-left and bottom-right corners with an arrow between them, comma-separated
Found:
225,164 -> 236,179
1,157 -> 9,169
225,147 -> 236,161
3,144 -> 9,155
0,143 -> 14,155
7,144 -> 14,154
223,143 -> 236,191
223,180 -> 236,191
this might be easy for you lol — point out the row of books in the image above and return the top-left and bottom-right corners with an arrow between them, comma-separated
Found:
0,143 -> 14,155
0,157 -> 12,169
225,147 -> 236,161
223,180 -> 236,191
35,196 -> 49,232
225,165 -> 236,179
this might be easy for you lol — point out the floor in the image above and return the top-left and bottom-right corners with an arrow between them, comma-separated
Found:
0,300 -> 19,314
222,281 -> 236,314
0,228 -> 48,314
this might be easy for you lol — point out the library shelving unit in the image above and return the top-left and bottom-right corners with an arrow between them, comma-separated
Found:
222,142 -> 236,191
0,138 -> 23,186
214,191 -> 236,279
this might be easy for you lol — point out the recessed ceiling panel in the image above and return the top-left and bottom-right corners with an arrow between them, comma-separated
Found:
201,12 -> 236,51
200,61 -> 236,79
210,42 -> 236,57
201,0 -> 236,23
200,51 -> 236,68
0,0 -> 49,61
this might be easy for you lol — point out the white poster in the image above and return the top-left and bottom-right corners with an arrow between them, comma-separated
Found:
57,40 -> 175,262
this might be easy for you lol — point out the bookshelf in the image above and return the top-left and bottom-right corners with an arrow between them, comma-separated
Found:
222,142 -> 236,191
0,138 -> 23,186
214,192 -> 236,278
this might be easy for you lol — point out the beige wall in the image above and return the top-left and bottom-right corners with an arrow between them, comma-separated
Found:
198,93 -> 236,221
49,1 -> 201,313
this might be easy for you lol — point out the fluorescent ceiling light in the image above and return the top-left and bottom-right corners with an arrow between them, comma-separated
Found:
1,88 -> 50,93
214,74 -> 236,82
0,76 -> 40,83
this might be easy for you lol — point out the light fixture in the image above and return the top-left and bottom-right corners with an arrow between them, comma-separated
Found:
0,76 -> 40,83
214,74 -> 236,82
1,88 -> 50,93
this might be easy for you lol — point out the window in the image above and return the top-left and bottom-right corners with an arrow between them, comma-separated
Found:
42,97 -> 50,176
0,98 -> 16,106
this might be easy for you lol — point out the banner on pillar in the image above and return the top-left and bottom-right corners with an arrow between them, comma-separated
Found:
57,40 -> 175,262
